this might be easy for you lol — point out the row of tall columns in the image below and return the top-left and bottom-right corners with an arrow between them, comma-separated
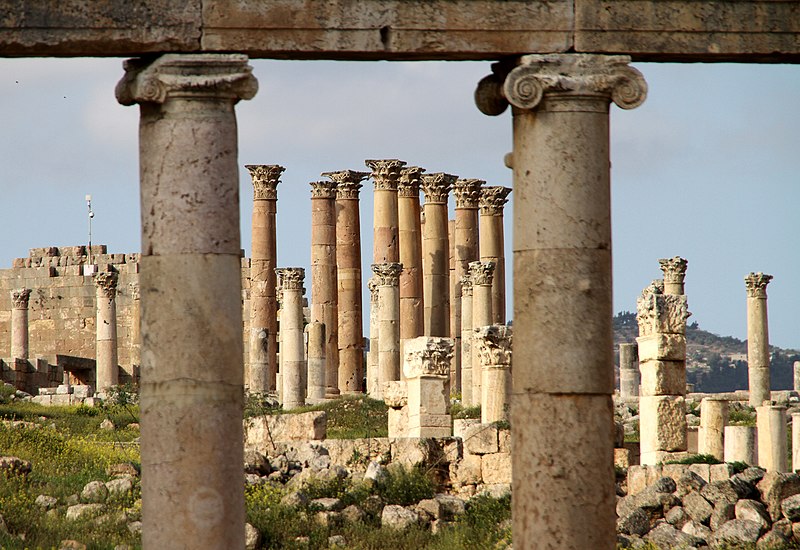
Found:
746,272 -> 773,407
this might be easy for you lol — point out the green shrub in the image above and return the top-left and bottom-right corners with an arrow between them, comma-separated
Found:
664,453 -> 722,465
375,465 -> 435,506
451,403 -> 480,420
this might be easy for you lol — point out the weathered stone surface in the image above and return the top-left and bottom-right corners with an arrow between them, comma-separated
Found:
381,505 -> 419,530
245,522 -> 261,550
737,499 -> 772,530
644,523 -> 701,549
639,395 -> 687,459
709,519 -> 763,546
244,411 -> 327,454
701,480 -> 741,506
757,529 -> 790,549
639,360 -> 687,397
481,452 -> 511,485
80,480 -> 108,503
65,503 -> 104,521
682,491 -> 713,524
617,508 -> 650,537
681,519 -> 711,541
0,456 -> 31,476
710,501 -> 737,532
462,424 -> 498,455
758,472 -> 800,521
665,505 -> 689,528
780,493 -> 800,521
105,477 -> 134,500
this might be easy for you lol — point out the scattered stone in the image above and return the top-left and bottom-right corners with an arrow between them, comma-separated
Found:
710,501 -> 736,532
781,493 -> 800,521
683,491 -> 713,524
757,528 -> 789,549
758,472 -> 800,521
107,463 -> 139,478
105,477 -> 134,500
127,521 -> 142,535
617,508 -> 650,537
665,506 -> 689,528
364,460 -> 387,483
244,450 -> 271,475
709,518 -> 763,546
35,494 -> 58,510
244,523 -> 261,550
0,456 -> 32,477
736,499 -> 771,530
65,503 -> 104,521
280,490 -> 308,508
681,519 -> 712,541
328,535 -> 347,547
381,504 -> 419,530
341,504 -> 366,523
99,419 -> 115,431
81,480 -> 108,503
311,497 -> 343,512
644,523 -> 702,549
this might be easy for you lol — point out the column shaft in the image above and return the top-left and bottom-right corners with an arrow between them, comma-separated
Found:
306,321 -> 326,404
398,167 -> 425,346
460,278 -> 474,406
470,261 -> 494,406
367,277 -> 380,395
618,342 -> 639,398
129,283 -> 141,379
421,173 -> 455,338
373,263 -> 402,400
746,272 -> 772,407
724,425 -> 757,465
479,187 -> 511,325
95,272 -> 119,392
9,289 -> 31,360
757,404 -> 787,472
475,325 -> 512,423
698,398 -> 728,461
281,268 -> 306,409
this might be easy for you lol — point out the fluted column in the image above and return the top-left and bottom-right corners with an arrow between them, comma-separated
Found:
398,166 -> 425,346
246,164 -> 283,393
309,180 -> 340,397
475,324 -> 513,423
367,159 -> 405,263
745,272 -> 773,407
476,53 -> 647,549
479,186 -> 511,324
470,260 -> 495,406
95,271 -> 119,392
116,53 -> 256,549
460,276 -> 474,406
372,263 -> 402,400
281,268 -> 306,409
421,172 -> 456,338
9,288 -> 31,360
367,276 -> 380,395
326,169 -> 370,393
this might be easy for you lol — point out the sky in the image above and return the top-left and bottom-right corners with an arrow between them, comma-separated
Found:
0,58 -> 798,349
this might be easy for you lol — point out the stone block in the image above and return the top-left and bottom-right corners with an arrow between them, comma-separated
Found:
639,360 -> 686,396
710,463 -> 734,482
688,463 -> 712,483
50,394 -> 72,405
56,384 -> 72,395
73,385 -> 92,398
409,425 -> 451,438
498,428 -> 511,453
636,334 -> 686,362
453,453 -> 483,486
390,438 -> 439,469
244,411 -> 327,454
463,424 -> 499,455
406,376 -> 449,416
388,406 -> 408,439
614,448 -> 631,469
481,452 -> 512,484
639,395 -> 687,453
31,395 -> 52,405
453,418 -> 480,440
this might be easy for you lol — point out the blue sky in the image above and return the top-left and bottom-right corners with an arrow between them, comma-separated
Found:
0,58 -> 798,349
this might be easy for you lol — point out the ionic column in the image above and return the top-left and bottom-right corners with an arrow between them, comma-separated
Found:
325,169 -> 370,393
10,288 -> 31,360
95,272 -> 119,392
460,276 -> 474,406
757,403 -> 787,472
470,260 -> 495,406
245,164 -> 284,393
372,263 -> 402,400
745,272 -> 773,407
474,324 -> 513,423
479,186 -> 511,324
618,342 -> 639,398
421,172 -> 456,337
398,166 -> 425,346
306,321 -> 326,404
129,283 -> 141,379
281,268 -> 306,409
309,180 -> 340,398
367,159 -> 405,263
367,276 -> 380,395
476,54 -> 647,548
698,397 -> 728,461
116,53 -> 256,549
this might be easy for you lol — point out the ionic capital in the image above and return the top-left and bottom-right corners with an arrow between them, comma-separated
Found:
460,275 -> 473,297
309,180 -> 337,199
281,268 -> 305,292
479,186 -> 512,216
366,159 -> 407,191
116,54 -> 258,107
402,336 -> 453,379
398,166 -> 425,198
453,179 -> 485,209
421,173 -> 457,204
475,54 -> 647,116
246,165 -> 285,200
745,272 -> 773,299
371,263 -> 403,286
323,170 -> 370,199
474,325 -> 513,366
10,288 -> 31,309
469,261 -> 496,286
95,272 -> 119,299
659,257 -> 688,286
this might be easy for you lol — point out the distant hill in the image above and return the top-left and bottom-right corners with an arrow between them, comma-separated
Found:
613,311 -> 800,393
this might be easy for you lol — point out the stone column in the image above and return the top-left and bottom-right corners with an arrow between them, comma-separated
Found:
325,169 -> 370,393
367,276 -> 380,395
794,361 -> 800,393
9,288 -> 31,360
660,256 -> 687,296
129,283 -> 141,379
479,186 -> 511,325
474,324 -> 513,423
372,263 -> 403,400
116,53 -> 256,549
245,164 -> 284,393
745,272 -> 773,407
724,426 -> 757,465
470,260 -> 495,406
95,271 -> 119,392
281,268 -> 306,409
309,180 -> 340,397
792,414 -> 800,472
476,53 -> 647,549
403,336 -> 453,437
757,403 -> 787,472
460,276 -> 474,406
698,397 -> 728,461
367,159 -> 405,263
398,167 -> 425,346
421,173 -> 456,338
448,219 -> 457,391
306,321 -> 326,404
452,178 -> 483,396
618,342 -> 639,398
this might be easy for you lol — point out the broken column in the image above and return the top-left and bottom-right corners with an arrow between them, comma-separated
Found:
306,321 -> 326,404
372,263 -> 403,400
9,288 -> 31,360
95,271 -> 119,392
470,260 -> 495,406
474,324 -> 513,423
281,268 -> 306,409
367,276 -> 380,396
245,164 -> 284,393
698,397 -> 728,461
724,425 -> 757,465
325,169 -> 370,393
367,159 -> 405,263
479,186 -> 511,324
460,276 -> 474,406
745,272 -> 773,407
757,403 -> 787,472
309,179 -> 339,398
116,53 -> 256,548
618,342 -> 639,398
403,336 -> 453,437
421,172 -> 456,338
398,166 -> 425,346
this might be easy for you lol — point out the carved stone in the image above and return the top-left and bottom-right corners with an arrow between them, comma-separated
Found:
658,256 -> 688,295
398,166 -> 425,197
474,325 -> 513,367
420,172 -> 456,204
478,186 -> 512,216
309,180 -> 337,199
636,283 -> 691,337
371,262 -> 403,286
469,260 -> 496,287
246,165 -> 284,200
745,272 -> 773,299
474,325 -> 512,423
366,159 -> 406,190
281,267 -> 305,291
453,178 -> 484,209
94,271 -> 119,299
323,170 -> 369,199
403,337 -> 453,379
10,288 -> 31,309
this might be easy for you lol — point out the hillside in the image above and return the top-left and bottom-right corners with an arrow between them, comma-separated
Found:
613,311 -> 800,393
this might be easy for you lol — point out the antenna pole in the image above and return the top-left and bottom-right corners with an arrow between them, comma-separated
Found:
86,194 -> 94,265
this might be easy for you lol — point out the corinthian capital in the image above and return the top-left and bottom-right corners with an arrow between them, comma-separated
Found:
474,325 -> 513,366
323,170 -> 370,199
745,272 -> 773,299
310,180 -> 337,199
403,336 -> 453,379
281,268 -> 305,291
469,261 -> 496,286
420,173 -> 457,204
116,54 -> 258,106
475,54 -> 647,116
479,186 -> 512,216
368,276 -> 379,302
453,179 -> 485,209
460,275 -> 473,297
366,159 -> 407,191
371,263 -> 403,286
398,166 -> 425,198
246,165 -> 285,200
10,288 -> 31,309
95,272 -> 119,299
659,257 -> 688,286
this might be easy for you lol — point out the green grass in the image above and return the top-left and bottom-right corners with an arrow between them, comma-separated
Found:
261,394 -> 389,439
729,407 -> 757,426
450,403 -> 480,420
663,453 -> 722,465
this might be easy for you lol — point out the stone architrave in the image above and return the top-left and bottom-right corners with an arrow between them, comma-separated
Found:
618,342 -> 639,398
280,268 -> 306,409
397,167 -> 425,347
367,276 -> 380,396
95,272 -> 119,392
474,324 -> 512,423
421,172 -> 456,338
9,288 -> 31,360
367,159 -> 406,263
724,425 -> 757,465
325,169 -> 370,393
476,53 -> 647,548
745,272 -> 773,407
403,336 -> 453,438
129,283 -> 141,378
245,164 -> 284,394
116,53 -> 257,548
698,397 -> 728,461
470,260 -> 495,406
306,321 -> 326,404
372,263 -> 403,400
479,186 -> 511,324
460,276 -> 474,406
309,180 -> 340,398
757,403 -> 787,472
